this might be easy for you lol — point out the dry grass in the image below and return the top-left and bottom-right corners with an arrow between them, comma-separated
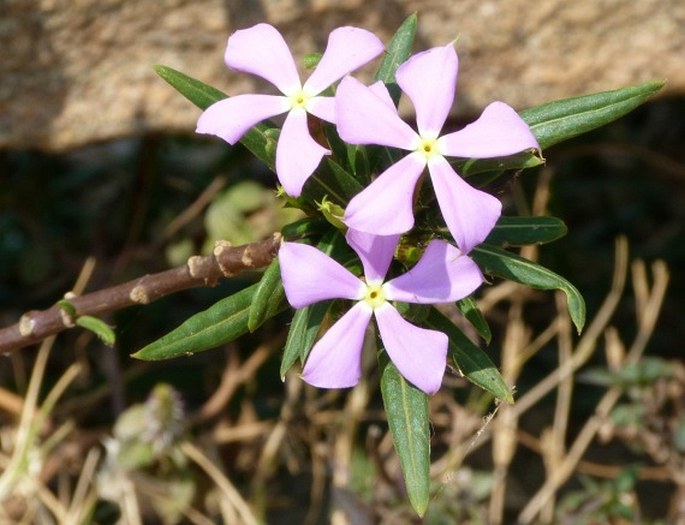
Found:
0,174 -> 677,525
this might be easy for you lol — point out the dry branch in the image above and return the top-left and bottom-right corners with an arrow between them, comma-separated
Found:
0,234 -> 282,354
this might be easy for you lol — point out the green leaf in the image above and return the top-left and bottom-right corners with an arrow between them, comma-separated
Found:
153,65 -> 276,169
375,13 -> 417,105
58,299 -> 116,346
484,216 -> 568,246
520,81 -> 665,150
457,297 -> 492,344
458,149 -> 544,178
317,158 -> 365,202
379,353 -> 430,516
132,283 -> 286,360
323,123 -> 368,183
76,315 -> 116,346
316,227 -> 361,272
472,244 -> 586,333
248,257 -> 284,332
153,64 -> 227,110
280,229 -> 355,377
280,217 -> 328,240
300,157 -> 365,209
280,300 -> 331,379
425,307 -> 512,402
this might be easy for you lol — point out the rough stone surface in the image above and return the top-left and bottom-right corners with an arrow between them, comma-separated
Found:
1,0 -> 683,151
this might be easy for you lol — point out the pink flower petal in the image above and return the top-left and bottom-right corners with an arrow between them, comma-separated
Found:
307,81 -> 393,125
345,229 -> 400,283
375,304 -> 447,394
344,153 -> 425,235
385,240 -> 484,303
428,156 -> 502,254
279,242 -> 364,308
306,95 -> 335,123
367,80 -> 396,109
301,302 -> 372,389
225,23 -> 301,95
396,45 -> 458,137
196,94 -> 289,144
335,76 -> 418,149
276,109 -> 331,196
440,101 -> 540,158
304,27 -> 384,96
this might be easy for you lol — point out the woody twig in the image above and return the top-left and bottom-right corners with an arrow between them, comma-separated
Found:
0,234 -> 282,354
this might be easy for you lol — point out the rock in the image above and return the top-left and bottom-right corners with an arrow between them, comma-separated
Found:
1,0 -> 682,151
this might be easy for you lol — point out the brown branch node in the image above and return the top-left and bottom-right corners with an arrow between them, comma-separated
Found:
0,234 -> 282,354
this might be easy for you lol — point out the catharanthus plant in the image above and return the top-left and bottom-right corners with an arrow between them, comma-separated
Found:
279,229 -> 485,394
335,44 -> 540,253
196,23 -> 384,197
130,11 -> 659,516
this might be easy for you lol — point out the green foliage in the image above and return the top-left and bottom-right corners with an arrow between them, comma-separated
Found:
248,257 -> 284,332
153,65 -> 277,169
303,157 -> 364,206
581,356 -> 675,388
484,216 -> 568,247
379,353 -> 430,516
75,316 -> 116,346
100,384 -> 193,523
457,297 -> 492,344
459,148 -> 544,178
557,469 -> 640,523
425,307 -> 512,403
153,65 -> 227,110
142,16 -> 665,519
472,244 -> 586,333
521,81 -> 665,149
57,299 -> 116,346
375,13 -> 417,105
204,181 -> 302,249
133,282 -> 285,360
280,300 -> 331,379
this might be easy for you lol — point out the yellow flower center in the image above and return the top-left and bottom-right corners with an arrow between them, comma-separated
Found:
416,136 -> 441,160
289,89 -> 310,111
363,283 -> 386,309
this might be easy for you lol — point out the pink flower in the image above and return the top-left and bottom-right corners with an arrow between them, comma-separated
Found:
279,229 -> 484,394
335,44 -> 539,253
196,23 -> 384,197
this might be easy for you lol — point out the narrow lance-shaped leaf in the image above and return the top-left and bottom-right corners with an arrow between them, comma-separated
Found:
132,283 -> 286,361
280,217 -> 328,241
364,14 -> 419,175
153,65 -> 277,169
280,228 -> 354,377
458,149 -> 544,178
375,13 -> 418,105
280,300 -> 331,379
472,243 -> 586,333
425,307 -> 512,403
248,257 -> 285,332
303,157 -> 364,207
323,112 -> 373,184
484,216 -> 568,247
434,216 -> 567,248
153,64 -> 227,110
457,297 -> 492,344
520,81 -> 665,150
329,13 -> 417,181
379,352 -> 430,517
